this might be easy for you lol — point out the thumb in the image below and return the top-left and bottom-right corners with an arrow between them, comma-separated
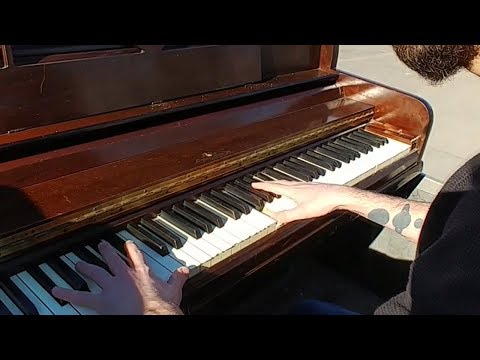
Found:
269,206 -> 311,224
168,267 -> 190,288
252,181 -> 295,197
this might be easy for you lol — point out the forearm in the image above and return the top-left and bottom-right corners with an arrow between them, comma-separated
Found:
337,187 -> 431,243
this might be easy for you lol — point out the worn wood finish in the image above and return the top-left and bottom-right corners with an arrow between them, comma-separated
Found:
0,85 -> 343,189
319,45 -> 339,72
0,45 -> 12,68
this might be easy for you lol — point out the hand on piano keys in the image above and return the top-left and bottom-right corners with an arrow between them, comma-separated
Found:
0,127 -> 411,315
252,181 -> 351,226
50,240 -> 188,315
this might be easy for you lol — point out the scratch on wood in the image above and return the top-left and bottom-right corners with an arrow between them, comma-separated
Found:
40,64 -> 46,94
63,195 -> 71,204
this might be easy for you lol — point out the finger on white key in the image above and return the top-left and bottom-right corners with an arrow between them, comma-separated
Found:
62,254 -> 102,294
116,230 -> 181,280
38,263 -> 98,315
116,230 -> 184,273
16,271 -> 78,315
118,228 -> 201,275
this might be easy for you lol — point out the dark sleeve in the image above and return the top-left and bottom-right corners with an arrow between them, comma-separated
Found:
408,190 -> 480,314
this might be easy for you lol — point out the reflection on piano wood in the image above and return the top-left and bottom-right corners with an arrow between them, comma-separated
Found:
0,45 -> 432,315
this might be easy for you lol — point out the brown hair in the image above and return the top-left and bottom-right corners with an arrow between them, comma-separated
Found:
392,45 -> 479,84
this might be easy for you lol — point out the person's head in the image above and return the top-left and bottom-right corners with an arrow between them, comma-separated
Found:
392,45 -> 480,84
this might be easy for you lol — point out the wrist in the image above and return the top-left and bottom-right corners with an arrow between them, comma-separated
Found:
144,301 -> 184,315
332,186 -> 361,212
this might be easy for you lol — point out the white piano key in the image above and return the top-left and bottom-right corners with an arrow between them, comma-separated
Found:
115,230 -> 183,272
203,227 -> 243,258
155,216 -> 223,264
10,275 -> 53,315
38,263 -> 98,315
137,221 -> 213,267
117,230 -> 193,277
201,232 -> 234,253
246,209 -> 277,230
16,271 -> 79,315
196,200 -> 259,242
0,287 -> 23,315
261,136 -> 410,215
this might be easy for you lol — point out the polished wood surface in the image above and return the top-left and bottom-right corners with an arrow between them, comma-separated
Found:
0,45 -> 322,136
0,45 -> 433,311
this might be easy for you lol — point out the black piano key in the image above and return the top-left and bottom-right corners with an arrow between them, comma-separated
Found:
88,238 -> 131,265
28,266 -> 68,306
172,204 -> 215,233
244,174 -> 280,198
224,183 -> 265,210
159,209 -> 203,239
333,138 -> 369,154
262,167 -> 297,181
313,147 -> 350,164
253,172 -> 274,182
307,149 -> 342,168
0,300 -> 12,315
199,193 -> 242,220
211,189 -> 252,214
282,160 -> 318,179
0,278 -> 39,315
347,132 -> 382,148
340,136 -> 374,152
321,144 -> 355,161
74,246 -> 113,274
298,153 -> 335,171
357,129 -> 388,144
102,233 -> 129,257
234,179 -> 275,202
242,174 -> 256,184
288,157 -> 325,177
274,163 -> 311,182
183,200 -> 227,227
131,223 -> 172,255
89,238 -> 129,266
46,257 -> 89,292
325,142 -> 360,159
136,219 -> 179,251
218,188 -> 257,212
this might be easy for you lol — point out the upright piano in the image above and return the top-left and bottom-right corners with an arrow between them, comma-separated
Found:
0,45 -> 432,315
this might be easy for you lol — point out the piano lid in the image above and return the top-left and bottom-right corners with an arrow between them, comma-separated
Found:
0,45 -> 338,150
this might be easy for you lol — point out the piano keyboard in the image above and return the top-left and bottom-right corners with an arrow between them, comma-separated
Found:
0,127 -> 411,315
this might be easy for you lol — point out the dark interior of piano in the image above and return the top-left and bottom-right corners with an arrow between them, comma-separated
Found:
0,45 -> 432,315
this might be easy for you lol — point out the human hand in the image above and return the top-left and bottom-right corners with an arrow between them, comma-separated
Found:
52,240 -> 189,315
252,180 -> 351,224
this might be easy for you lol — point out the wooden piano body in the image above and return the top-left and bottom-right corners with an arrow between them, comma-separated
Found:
0,45 -> 432,315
